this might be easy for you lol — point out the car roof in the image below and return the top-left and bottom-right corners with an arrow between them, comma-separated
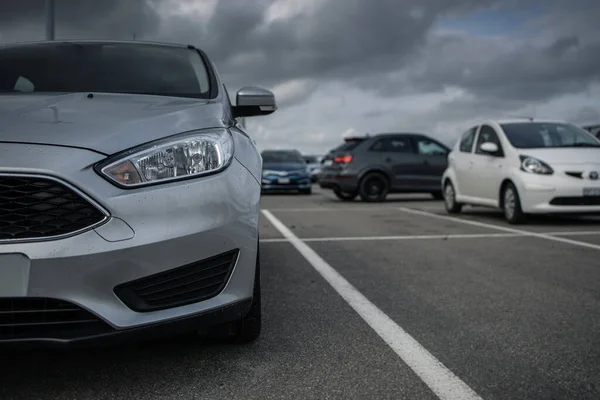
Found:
368,132 -> 427,138
485,118 -> 572,125
0,39 -> 193,50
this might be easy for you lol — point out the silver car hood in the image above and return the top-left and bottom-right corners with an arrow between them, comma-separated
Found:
0,93 -> 226,155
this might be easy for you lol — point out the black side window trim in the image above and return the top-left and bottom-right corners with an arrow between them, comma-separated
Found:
459,127 -> 478,153
475,124 -> 505,157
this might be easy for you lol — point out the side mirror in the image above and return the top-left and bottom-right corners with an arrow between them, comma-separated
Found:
479,142 -> 499,154
233,86 -> 277,118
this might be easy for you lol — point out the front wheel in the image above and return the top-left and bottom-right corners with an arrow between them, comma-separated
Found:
444,182 -> 463,213
358,173 -> 389,202
502,182 -> 526,224
334,189 -> 357,201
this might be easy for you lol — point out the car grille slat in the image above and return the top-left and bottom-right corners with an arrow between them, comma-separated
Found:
114,249 -> 239,312
0,308 -> 80,315
565,171 -> 583,179
1,319 -> 100,328
0,298 -> 113,340
0,176 -> 106,241
550,196 -> 600,206
144,276 -> 227,302
133,260 -> 232,293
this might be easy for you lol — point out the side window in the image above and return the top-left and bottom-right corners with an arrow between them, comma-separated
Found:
13,76 -> 35,92
369,139 -> 386,152
386,137 -> 414,153
414,137 -> 448,156
475,125 -> 504,156
459,127 -> 477,153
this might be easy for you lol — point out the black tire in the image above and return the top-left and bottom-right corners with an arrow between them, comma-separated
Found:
358,172 -> 389,202
502,182 -> 526,224
300,188 -> 312,195
443,181 -> 463,213
334,189 -> 358,201
431,191 -> 444,200
206,247 -> 262,343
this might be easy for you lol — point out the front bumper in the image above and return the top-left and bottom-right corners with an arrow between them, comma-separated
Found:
0,143 -> 260,345
0,298 -> 252,350
261,174 -> 311,191
515,172 -> 600,214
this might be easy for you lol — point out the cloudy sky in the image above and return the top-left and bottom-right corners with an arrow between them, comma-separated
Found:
1,0 -> 599,154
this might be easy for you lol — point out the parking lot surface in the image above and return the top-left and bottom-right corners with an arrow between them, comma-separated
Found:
2,188 -> 600,400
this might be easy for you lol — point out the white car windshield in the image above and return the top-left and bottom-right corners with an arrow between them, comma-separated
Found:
501,122 -> 600,149
0,42 -> 211,98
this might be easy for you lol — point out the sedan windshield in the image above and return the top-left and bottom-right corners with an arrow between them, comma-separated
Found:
500,122 -> 600,149
262,151 -> 304,163
0,42 -> 211,98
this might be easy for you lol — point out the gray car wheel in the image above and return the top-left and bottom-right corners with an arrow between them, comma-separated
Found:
502,182 -> 525,224
444,182 -> 462,213
358,172 -> 389,202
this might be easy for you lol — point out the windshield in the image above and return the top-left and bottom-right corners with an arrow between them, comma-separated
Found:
0,42 -> 211,98
500,122 -> 600,149
262,151 -> 305,163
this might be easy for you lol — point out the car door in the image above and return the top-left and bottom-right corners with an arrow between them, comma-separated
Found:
452,126 -> 479,197
412,136 -> 450,190
470,124 -> 506,204
373,136 -> 422,190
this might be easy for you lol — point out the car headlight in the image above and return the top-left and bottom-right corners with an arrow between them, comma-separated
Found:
262,170 -> 278,176
520,155 -> 553,175
96,128 -> 234,188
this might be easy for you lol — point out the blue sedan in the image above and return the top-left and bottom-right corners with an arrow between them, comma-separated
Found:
261,150 -> 312,194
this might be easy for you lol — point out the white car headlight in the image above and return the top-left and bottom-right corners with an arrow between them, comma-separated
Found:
96,128 -> 234,188
520,155 -> 553,175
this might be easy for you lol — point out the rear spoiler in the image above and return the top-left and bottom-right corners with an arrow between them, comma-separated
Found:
343,135 -> 369,142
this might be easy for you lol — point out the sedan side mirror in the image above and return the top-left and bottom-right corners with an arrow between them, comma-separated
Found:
479,142 -> 499,154
233,86 -> 277,118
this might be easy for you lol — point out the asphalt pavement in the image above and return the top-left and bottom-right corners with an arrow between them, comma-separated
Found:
2,187 -> 600,400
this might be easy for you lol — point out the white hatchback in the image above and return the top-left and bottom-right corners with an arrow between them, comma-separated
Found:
442,119 -> 600,224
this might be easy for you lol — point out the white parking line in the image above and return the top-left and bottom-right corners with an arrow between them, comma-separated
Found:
259,230 -> 600,243
261,209 -> 483,400
397,207 -> 600,251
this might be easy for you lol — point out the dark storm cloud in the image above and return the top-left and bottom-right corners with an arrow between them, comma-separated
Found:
196,0 -> 506,87
399,32 -> 600,104
0,0 -> 503,87
0,0 -> 160,41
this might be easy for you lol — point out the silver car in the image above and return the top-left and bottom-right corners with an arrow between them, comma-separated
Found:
0,40 -> 276,348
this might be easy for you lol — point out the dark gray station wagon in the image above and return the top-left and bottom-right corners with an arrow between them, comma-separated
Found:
319,133 -> 450,202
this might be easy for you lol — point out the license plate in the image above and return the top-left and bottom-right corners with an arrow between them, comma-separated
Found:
323,160 -> 333,166
0,254 -> 30,296
278,178 -> 291,184
583,187 -> 600,196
